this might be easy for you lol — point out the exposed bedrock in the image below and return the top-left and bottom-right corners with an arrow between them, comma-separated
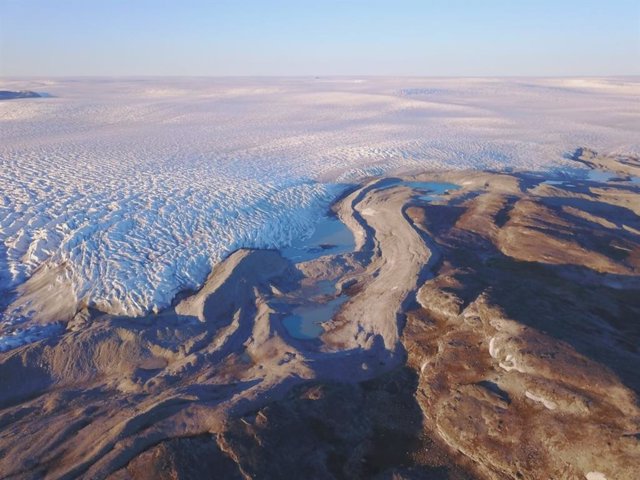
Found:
0,150 -> 639,479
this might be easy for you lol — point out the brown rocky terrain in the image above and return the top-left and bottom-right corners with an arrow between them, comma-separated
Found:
0,148 -> 639,479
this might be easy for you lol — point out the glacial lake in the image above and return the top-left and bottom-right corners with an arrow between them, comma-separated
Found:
280,180 -> 460,340
281,213 -> 355,263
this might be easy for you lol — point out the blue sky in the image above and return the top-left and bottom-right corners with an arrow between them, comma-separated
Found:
1,0 -> 639,76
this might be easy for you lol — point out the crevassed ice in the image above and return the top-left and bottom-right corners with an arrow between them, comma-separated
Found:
0,170 -> 339,317
1,77 -> 638,330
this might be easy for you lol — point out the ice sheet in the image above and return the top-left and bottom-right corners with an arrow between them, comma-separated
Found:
1,77 -> 638,329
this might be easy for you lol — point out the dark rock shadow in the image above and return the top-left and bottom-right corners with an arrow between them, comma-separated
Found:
122,434 -> 245,480
219,367 -> 475,480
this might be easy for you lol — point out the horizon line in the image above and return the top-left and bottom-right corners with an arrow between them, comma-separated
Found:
2,74 -> 640,79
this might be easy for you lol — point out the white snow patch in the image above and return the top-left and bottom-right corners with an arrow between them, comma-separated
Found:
585,472 -> 607,480
499,354 -> 526,373
489,337 -> 500,358
525,391 -> 558,410
420,360 -> 428,374
0,324 -> 63,352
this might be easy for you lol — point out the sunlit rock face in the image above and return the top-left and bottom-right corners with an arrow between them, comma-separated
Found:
1,77 -> 638,332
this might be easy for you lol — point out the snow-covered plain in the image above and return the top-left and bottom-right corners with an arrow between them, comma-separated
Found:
1,77 -> 638,341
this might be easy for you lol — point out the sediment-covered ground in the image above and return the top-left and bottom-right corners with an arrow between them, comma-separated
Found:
0,149 -> 638,479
